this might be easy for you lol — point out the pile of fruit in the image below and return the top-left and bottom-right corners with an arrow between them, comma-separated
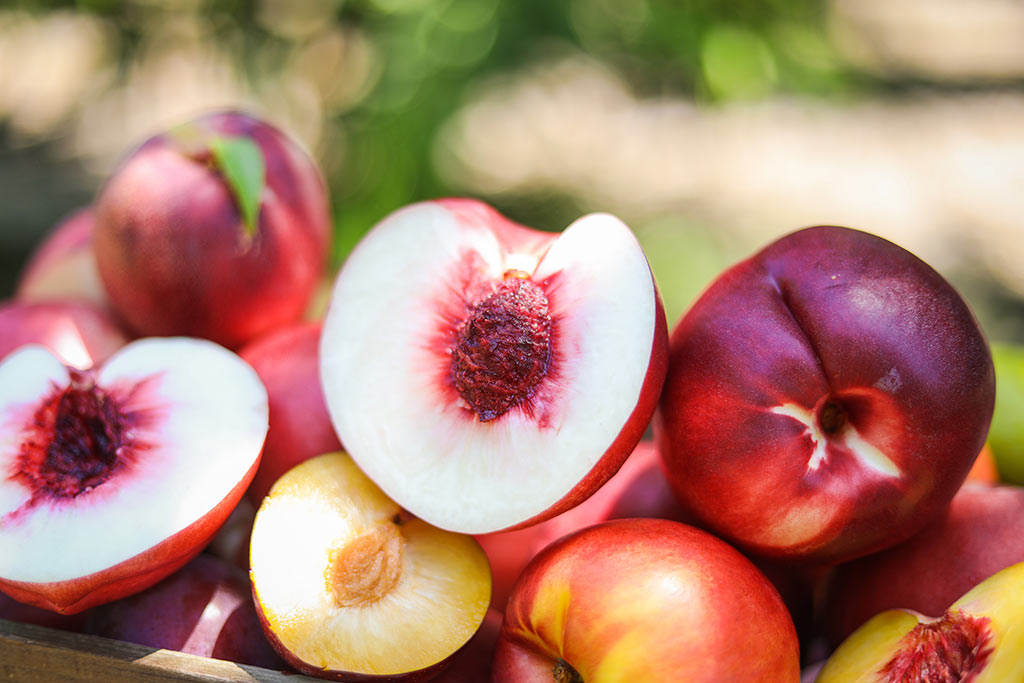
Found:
1,109 -> 1022,682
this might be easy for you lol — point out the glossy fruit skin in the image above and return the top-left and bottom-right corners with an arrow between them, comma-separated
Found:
478,442 -> 692,610
239,321 -> 341,504
93,110 -> 330,349
823,482 -> 1024,645
85,554 -> 284,668
493,518 -> 801,683
657,225 -> 994,564
0,300 -> 127,369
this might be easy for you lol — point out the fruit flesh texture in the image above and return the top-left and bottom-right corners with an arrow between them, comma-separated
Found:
0,338 -> 268,613
817,560 -> 1024,682
657,225 -> 994,563
94,110 -> 330,349
250,452 -> 491,680
494,518 -> 801,683
320,199 -> 667,534
824,482 -> 1024,644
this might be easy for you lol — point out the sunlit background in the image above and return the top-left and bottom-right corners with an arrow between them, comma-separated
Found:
3,0 -> 1024,341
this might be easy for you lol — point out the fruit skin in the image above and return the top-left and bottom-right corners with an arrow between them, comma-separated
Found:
492,518 -> 801,683
0,591 -> 88,632
0,463 -> 257,616
988,343 -> 1024,484
93,110 -> 331,349
16,207 -> 110,311
817,560 -> 1024,682
0,300 -> 127,369
239,321 -> 342,504
823,482 -> 1024,645
478,441 -> 690,610
657,225 -> 994,564
432,609 -> 503,682
84,554 -> 283,668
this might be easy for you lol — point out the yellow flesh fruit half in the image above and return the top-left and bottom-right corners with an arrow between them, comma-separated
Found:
250,452 -> 492,677
818,560 -> 1024,682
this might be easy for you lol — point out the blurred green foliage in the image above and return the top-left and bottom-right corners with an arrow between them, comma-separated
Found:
5,0 -> 858,269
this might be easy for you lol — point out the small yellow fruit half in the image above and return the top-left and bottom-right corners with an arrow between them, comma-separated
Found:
818,560 -> 1024,682
250,452 -> 492,679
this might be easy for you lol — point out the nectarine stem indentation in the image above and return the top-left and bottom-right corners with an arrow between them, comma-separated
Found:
553,658 -> 583,683
452,271 -> 551,422
16,372 -> 127,499
327,523 -> 405,608
880,609 -> 992,682
818,401 -> 846,434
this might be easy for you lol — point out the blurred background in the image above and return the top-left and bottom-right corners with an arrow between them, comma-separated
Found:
2,0 -> 1024,341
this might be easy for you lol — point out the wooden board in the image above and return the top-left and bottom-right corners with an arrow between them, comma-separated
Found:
0,618 -> 320,682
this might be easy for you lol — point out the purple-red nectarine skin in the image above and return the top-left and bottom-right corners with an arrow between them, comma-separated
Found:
824,482 -> 1024,645
657,225 -> 994,564
493,518 -> 800,682
239,321 -> 342,504
93,111 -> 330,349
85,554 -> 284,668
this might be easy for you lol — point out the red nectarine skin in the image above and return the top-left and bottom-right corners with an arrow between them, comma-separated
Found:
85,554 -> 284,668
824,482 -> 1024,644
657,225 -> 995,563
239,321 -> 341,504
494,518 -> 801,682
0,301 -> 128,369
94,111 -> 330,348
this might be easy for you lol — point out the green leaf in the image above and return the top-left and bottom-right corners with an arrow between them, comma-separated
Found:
210,136 -> 266,237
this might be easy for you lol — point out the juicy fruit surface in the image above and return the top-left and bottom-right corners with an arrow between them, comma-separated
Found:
494,518 -> 801,682
0,338 -> 268,588
818,560 -> 1024,682
250,452 -> 491,677
320,200 -> 665,534
657,225 -> 994,562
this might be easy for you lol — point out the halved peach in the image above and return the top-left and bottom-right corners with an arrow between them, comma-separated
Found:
0,338 -> 268,614
319,199 -> 667,534
250,452 -> 491,681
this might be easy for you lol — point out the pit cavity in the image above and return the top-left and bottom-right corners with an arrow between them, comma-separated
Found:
879,610 -> 992,682
451,270 -> 552,422
16,371 -> 128,499
326,522 -> 406,608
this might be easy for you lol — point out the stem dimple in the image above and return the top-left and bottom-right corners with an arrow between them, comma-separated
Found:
818,400 -> 846,435
553,658 -> 583,683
